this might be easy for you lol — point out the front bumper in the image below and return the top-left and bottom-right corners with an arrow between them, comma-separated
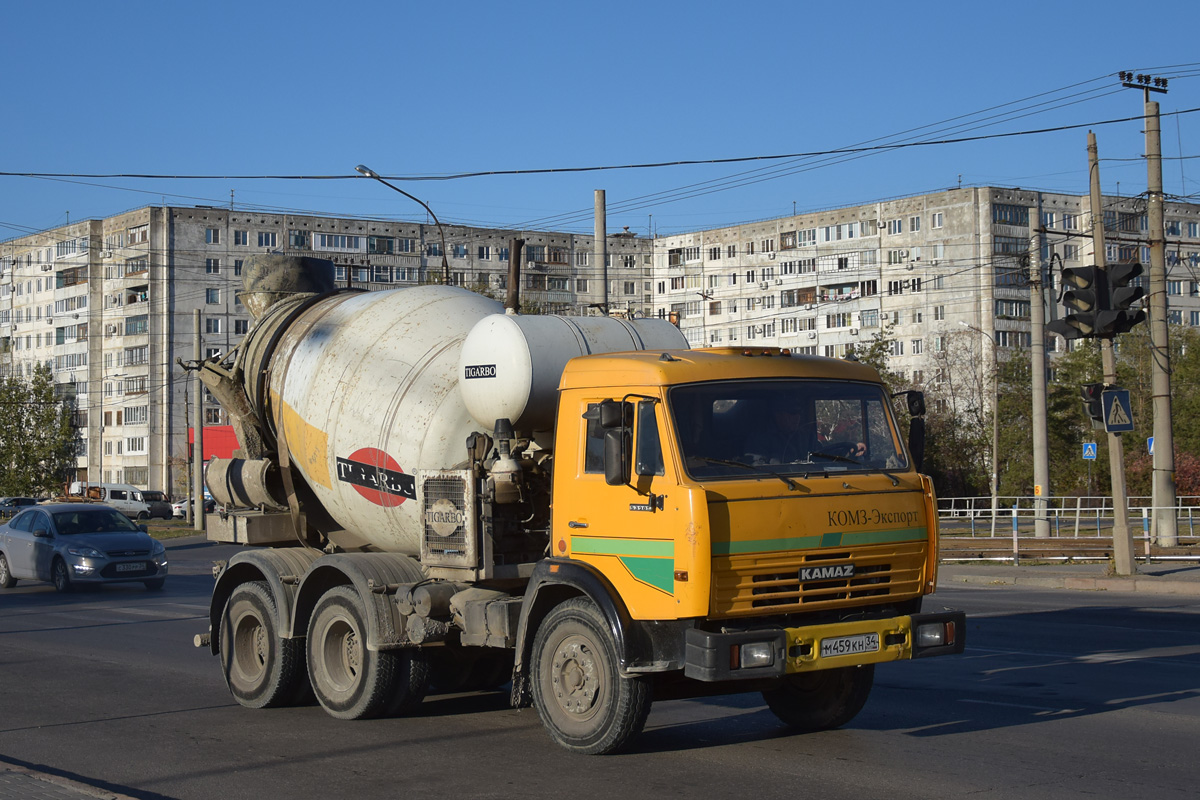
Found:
684,610 -> 965,682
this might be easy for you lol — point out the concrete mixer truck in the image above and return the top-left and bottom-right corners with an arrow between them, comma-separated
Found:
194,255 -> 964,755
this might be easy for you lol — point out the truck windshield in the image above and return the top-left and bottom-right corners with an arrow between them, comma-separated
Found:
669,379 -> 907,480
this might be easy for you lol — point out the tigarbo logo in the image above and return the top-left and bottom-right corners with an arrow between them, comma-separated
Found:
426,498 -> 466,537
464,364 -> 496,379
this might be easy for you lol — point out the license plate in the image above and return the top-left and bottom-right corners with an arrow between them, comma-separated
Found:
820,632 -> 880,658
115,562 -> 145,573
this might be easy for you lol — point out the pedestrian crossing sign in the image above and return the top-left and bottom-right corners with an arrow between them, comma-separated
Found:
1101,388 -> 1134,433
1082,442 -> 1097,460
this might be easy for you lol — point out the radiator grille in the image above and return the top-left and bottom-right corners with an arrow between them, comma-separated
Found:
711,540 -> 927,618
419,470 -> 477,569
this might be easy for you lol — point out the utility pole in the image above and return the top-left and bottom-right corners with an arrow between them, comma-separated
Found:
596,190 -> 608,316
1029,217 -> 1051,539
192,310 -> 206,535
1120,72 -> 1178,546
1088,132 -> 1135,575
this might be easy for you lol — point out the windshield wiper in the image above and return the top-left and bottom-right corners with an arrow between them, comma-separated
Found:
808,452 -> 902,486
691,456 -> 801,491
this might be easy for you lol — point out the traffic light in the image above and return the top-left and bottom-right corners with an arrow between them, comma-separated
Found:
1047,266 -> 1103,340
1081,383 -> 1105,426
1099,262 -> 1147,336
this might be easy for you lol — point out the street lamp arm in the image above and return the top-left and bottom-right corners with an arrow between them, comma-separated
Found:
355,165 -> 451,284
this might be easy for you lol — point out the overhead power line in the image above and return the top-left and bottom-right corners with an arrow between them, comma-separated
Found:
3,108 -> 1198,185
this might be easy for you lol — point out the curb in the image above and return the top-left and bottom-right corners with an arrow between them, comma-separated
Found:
942,572 -> 1200,596
0,761 -> 143,800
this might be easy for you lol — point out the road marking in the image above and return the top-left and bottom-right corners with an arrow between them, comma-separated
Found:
958,699 -> 1069,713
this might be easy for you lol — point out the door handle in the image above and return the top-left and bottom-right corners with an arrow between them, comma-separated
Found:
568,521 -> 588,529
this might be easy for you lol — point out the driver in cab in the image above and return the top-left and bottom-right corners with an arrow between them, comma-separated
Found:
745,404 -> 866,466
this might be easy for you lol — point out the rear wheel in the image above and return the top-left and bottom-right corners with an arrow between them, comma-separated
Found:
0,553 -> 16,588
762,664 -> 874,732
307,586 -> 429,719
531,597 -> 651,755
52,558 -> 73,593
219,581 -> 309,708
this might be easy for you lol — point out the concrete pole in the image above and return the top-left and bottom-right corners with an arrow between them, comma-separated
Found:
192,309 -> 205,534
1089,132 -> 1134,574
1029,214 -> 1051,539
595,190 -> 608,316
1145,100 -> 1178,546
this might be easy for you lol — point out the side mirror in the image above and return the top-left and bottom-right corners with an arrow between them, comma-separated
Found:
32,528 -> 51,538
908,417 -> 926,472
906,391 -> 926,417
604,428 -> 631,486
138,524 -> 149,533
599,399 -> 631,429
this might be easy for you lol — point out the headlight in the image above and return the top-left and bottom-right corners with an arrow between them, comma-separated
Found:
67,545 -> 106,559
739,642 -> 775,669
150,539 -> 166,556
917,622 -> 947,647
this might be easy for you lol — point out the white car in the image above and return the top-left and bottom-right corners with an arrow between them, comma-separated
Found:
171,497 -> 215,518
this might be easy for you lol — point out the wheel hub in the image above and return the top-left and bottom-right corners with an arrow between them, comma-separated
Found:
552,640 -> 598,714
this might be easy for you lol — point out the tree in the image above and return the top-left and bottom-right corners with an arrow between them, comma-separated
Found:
0,364 -> 79,497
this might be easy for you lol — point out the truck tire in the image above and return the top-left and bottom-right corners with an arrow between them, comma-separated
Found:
531,597 -> 651,755
307,586 -> 429,720
762,664 -> 874,732
220,581 -> 310,708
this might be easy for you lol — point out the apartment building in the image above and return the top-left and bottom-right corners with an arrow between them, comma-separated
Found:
0,206 -> 651,494
652,186 -> 1200,391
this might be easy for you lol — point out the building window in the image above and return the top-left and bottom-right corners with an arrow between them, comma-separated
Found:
1063,213 -> 1079,230
367,236 -> 395,255
234,259 -> 244,276
206,288 -> 220,304
887,219 -> 903,235
235,319 -> 249,335
909,216 -> 921,232
205,408 -> 222,424
452,244 -> 468,259
289,230 -> 309,248
205,258 -> 221,274
205,318 -> 222,334
205,228 -> 220,244
124,315 -> 148,335
258,232 -> 278,248
993,204 -> 1030,226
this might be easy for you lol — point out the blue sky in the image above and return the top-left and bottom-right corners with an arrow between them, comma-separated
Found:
3,0 -> 1199,239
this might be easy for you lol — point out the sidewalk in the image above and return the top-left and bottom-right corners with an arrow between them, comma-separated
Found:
939,561 -> 1200,596
0,761 -> 141,800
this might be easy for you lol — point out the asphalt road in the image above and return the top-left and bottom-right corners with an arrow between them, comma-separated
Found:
0,537 -> 1197,800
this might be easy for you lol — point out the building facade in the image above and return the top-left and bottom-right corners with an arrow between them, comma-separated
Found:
1,206 -> 652,495
652,186 -> 1200,393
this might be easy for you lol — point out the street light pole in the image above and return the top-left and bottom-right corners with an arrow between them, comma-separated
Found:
355,165 -> 451,285
962,322 -> 1000,536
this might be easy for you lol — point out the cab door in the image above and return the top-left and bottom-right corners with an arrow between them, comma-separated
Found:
553,393 -> 708,620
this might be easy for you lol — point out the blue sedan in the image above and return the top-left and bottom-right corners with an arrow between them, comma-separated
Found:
0,503 -> 168,592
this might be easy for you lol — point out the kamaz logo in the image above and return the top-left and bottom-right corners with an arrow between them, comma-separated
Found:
799,564 -> 855,581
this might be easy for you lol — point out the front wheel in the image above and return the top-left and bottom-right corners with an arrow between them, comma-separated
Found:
0,553 -> 16,588
762,664 -> 874,732
531,597 -> 651,755
219,581 -> 309,708
307,586 -> 429,720
52,558 -> 73,593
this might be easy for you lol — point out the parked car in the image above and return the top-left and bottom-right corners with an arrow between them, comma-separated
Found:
0,503 -> 168,592
171,497 -> 216,519
140,491 -> 174,521
0,497 -> 39,520
67,482 -> 151,520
